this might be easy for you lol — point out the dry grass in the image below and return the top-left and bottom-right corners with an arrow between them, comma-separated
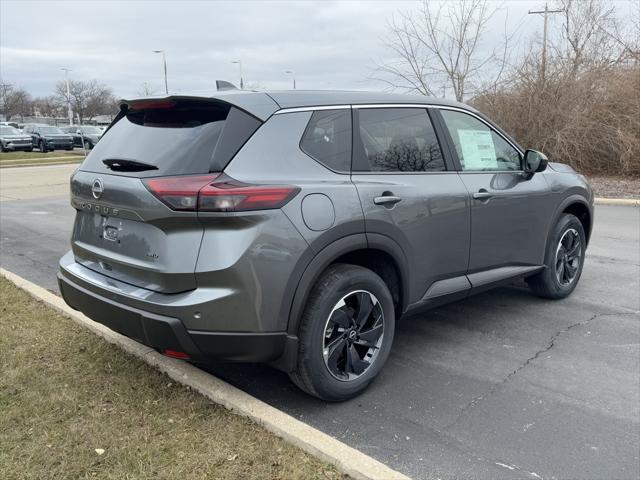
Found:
473,66 -> 640,177
587,175 -> 640,199
0,158 -> 82,168
0,150 -> 84,160
0,278 -> 343,480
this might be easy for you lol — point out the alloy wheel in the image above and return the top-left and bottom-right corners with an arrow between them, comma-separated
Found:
555,228 -> 582,286
322,290 -> 384,381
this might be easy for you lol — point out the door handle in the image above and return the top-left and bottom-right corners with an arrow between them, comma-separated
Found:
374,195 -> 402,206
472,189 -> 493,201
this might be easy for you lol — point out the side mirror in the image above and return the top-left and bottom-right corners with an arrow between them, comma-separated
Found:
523,149 -> 548,176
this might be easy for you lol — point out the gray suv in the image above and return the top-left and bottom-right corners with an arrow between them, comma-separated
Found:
58,91 -> 593,401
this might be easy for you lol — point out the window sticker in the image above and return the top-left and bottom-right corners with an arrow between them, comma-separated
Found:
457,129 -> 497,170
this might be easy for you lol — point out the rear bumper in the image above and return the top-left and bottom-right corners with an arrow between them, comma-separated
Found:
58,254 -> 289,364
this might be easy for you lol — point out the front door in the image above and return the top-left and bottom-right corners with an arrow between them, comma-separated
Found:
436,108 -> 554,273
351,107 -> 471,304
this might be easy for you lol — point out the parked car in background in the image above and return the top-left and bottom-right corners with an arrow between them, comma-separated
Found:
58,91 -> 593,401
0,125 -> 34,151
23,124 -> 74,152
62,125 -> 103,149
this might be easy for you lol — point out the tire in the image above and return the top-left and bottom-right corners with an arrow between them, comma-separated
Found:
38,140 -> 46,153
527,213 -> 586,299
1,144 -> 7,152
289,263 -> 395,401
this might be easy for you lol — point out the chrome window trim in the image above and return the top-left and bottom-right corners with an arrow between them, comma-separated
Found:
274,105 -> 351,114
275,103 -> 523,157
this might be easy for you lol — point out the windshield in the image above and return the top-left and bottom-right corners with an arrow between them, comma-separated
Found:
39,127 -> 64,134
80,126 -> 102,134
0,126 -> 21,135
79,100 -> 262,178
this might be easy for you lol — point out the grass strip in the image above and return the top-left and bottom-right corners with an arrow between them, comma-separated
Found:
0,150 -> 84,160
0,158 -> 82,168
0,277 -> 343,480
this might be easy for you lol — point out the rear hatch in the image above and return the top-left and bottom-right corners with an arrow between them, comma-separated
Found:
70,97 -> 262,293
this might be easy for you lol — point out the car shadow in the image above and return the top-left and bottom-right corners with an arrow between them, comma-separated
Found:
200,282 -> 540,411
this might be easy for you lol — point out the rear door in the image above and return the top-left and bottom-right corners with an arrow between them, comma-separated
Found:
70,99 -> 261,293
351,107 -> 471,305
435,108 -> 553,273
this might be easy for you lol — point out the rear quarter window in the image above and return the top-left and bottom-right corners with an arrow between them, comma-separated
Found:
300,109 -> 351,173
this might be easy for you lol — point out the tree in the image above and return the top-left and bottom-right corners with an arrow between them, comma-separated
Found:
0,83 -> 32,121
472,0 -> 640,176
375,0 -> 509,101
138,82 -> 158,96
32,95 -> 64,118
55,79 -> 115,123
554,0 -> 635,76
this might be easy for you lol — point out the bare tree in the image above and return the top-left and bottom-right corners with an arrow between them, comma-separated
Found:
0,83 -> 32,121
138,82 -> 158,96
472,0 -> 640,177
32,95 -> 64,118
375,0 -> 509,101
554,0 -> 634,75
55,79 -> 115,123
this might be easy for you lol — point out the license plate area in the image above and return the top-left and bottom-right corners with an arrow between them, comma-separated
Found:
103,225 -> 119,242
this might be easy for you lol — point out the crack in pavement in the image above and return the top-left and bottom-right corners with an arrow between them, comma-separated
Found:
445,310 -> 639,429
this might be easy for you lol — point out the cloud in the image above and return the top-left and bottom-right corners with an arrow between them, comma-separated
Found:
2,0 -> 633,99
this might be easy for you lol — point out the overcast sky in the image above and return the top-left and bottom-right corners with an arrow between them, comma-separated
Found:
0,1 -> 635,98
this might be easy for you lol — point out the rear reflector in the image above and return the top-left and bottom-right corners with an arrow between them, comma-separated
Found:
143,174 -> 299,212
163,349 -> 191,360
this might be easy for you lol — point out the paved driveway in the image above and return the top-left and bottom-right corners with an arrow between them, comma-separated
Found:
1,165 -> 638,479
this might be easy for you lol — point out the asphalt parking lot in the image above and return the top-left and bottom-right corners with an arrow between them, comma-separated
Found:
1,164 -> 638,480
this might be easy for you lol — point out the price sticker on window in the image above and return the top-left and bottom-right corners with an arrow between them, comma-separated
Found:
457,130 -> 497,170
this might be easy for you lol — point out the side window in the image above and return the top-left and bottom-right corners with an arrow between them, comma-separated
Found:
440,110 -> 521,171
300,109 -> 351,172
355,108 -> 444,172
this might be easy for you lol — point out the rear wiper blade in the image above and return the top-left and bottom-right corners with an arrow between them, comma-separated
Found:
103,159 -> 158,172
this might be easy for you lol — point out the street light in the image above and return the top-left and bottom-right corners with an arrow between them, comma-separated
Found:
231,61 -> 244,89
61,67 -> 73,125
153,50 -> 169,94
285,70 -> 296,89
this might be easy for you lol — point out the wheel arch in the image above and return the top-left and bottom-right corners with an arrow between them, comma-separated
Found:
284,233 -> 410,337
562,201 -> 592,244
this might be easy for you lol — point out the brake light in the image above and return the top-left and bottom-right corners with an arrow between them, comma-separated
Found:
128,100 -> 176,110
144,174 -> 218,211
143,174 -> 299,212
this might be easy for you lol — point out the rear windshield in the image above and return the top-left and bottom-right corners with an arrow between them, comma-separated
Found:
79,100 -> 261,177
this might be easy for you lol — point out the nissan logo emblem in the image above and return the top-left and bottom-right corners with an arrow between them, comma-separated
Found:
91,178 -> 104,199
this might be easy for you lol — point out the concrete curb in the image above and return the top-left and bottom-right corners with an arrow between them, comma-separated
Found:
0,268 -> 411,480
594,197 -> 639,206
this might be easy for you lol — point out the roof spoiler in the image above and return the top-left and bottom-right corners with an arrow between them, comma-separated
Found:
216,80 -> 239,91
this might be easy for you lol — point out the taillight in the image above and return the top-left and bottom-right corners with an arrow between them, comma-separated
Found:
143,174 -> 299,212
143,174 -> 218,211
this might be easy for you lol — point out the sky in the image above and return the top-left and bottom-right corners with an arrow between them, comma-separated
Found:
0,0 -> 636,99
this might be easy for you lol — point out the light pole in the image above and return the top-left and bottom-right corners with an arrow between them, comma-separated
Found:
231,61 -> 243,89
285,70 -> 296,89
61,67 -> 73,125
153,50 -> 169,94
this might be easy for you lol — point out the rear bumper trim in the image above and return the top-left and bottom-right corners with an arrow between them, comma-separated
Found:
58,271 -> 287,363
